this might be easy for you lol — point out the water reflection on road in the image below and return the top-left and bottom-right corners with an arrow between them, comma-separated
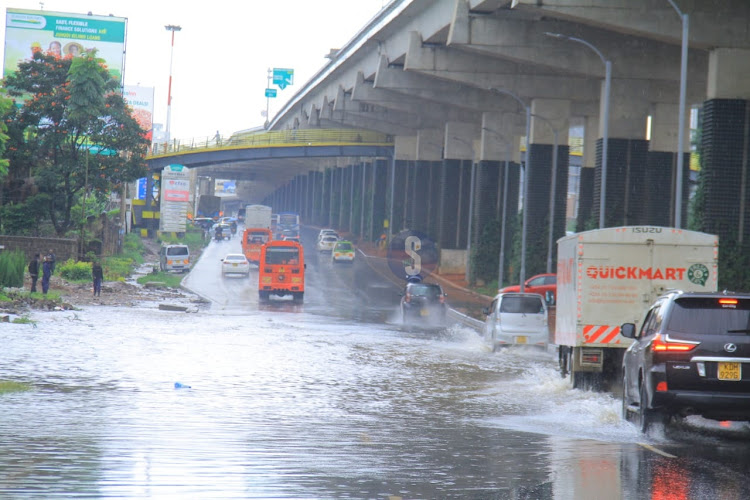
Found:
1,232 -> 750,498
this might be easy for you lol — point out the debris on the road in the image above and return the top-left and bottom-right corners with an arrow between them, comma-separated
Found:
158,303 -> 190,312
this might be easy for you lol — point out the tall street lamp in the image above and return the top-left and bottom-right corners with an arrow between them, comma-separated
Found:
667,0 -> 689,228
165,24 -> 182,149
546,32 -> 610,228
489,88 -> 531,293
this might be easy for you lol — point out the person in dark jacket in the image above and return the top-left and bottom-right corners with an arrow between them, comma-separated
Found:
92,261 -> 104,297
41,257 -> 52,294
28,254 -> 40,292
47,248 -> 56,275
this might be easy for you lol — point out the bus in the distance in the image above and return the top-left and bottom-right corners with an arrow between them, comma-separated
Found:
258,240 -> 305,303
275,212 -> 300,239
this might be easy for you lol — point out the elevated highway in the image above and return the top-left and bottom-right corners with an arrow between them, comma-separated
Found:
145,0 -> 750,285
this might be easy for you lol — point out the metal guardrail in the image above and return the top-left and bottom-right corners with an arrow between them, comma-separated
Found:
148,129 -> 394,158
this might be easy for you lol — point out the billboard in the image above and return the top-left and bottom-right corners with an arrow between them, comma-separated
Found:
3,8 -> 127,83
159,165 -> 190,233
124,85 -> 155,142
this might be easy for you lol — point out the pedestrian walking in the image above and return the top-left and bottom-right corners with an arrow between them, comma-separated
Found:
92,261 -> 104,297
41,257 -> 52,295
28,253 -> 40,293
47,248 -> 56,275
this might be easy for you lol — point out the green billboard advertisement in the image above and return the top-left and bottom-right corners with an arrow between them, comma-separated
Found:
3,8 -> 127,83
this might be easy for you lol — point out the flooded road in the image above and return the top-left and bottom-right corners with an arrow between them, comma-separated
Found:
2,231 -> 750,498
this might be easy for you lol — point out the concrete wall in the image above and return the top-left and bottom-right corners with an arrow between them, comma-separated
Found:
439,248 -> 467,275
0,236 -> 78,262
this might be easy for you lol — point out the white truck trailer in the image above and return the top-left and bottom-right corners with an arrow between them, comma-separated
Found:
244,205 -> 272,229
556,226 -> 718,390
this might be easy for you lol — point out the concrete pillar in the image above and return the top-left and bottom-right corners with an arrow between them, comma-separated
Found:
372,158 -> 389,241
593,81 -> 650,228
330,166 -> 339,229
410,161 -> 431,234
526,99 -> 570,276
321,168 -> 330,227
359,161 -> 369,241
439,159 -> 462,250
391,160 -> 409,234
701,48 -> 750,247
427,161 -> 442,240
338,165 -> 350,231
647,103 -> 691,226
577,115 -> 598,231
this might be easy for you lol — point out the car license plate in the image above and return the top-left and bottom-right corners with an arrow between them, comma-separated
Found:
232,263 -> 237,267
420,309 -> 429,316
515,336 -> 527,344
718,362 -> 741,381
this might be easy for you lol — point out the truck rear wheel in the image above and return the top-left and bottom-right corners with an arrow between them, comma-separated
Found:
293,292 -> 304,303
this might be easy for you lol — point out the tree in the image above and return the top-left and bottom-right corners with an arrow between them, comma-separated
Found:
3,49 -> 148,236
0,89 -> 11,179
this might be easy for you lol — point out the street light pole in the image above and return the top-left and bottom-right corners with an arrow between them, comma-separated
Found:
667,0 -> 689,228
164,24 -> 182,150
545,32 -> 610,228
489,88 -> 531,292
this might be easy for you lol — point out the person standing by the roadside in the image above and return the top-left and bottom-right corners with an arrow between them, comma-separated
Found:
92,261 -> 104,297
28,254 -> 40,293
47,248 -> 56,275
41,256 -> 52,295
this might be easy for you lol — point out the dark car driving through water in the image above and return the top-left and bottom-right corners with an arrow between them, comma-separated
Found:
400,281 -> 447,324
621,290 -> 750,432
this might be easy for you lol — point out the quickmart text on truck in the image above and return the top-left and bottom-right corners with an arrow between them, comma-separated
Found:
555,226 -> 718,390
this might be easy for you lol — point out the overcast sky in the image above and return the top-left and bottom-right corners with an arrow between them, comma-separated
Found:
2,0 -> 388,140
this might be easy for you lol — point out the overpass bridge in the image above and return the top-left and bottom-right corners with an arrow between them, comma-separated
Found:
145,0 -> 750,286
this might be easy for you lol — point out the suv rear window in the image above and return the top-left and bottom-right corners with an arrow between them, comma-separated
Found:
408,284 -> 443,298
500,296 -> 544,314
667,297 -> 750,334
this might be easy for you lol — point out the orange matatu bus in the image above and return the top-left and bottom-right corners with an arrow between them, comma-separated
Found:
258,240 -> 305,302
241,227 -> 273,264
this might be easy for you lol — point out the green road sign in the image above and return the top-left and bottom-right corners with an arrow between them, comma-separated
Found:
272,68 -> 294,90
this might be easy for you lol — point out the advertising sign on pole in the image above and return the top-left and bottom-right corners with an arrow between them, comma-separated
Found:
159,165 -> 190,233
124,85 -> 155,142
3,8 -> 127,83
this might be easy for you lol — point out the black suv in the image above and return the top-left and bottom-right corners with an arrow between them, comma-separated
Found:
400,282 -> 447,323
621,290 -> 750,432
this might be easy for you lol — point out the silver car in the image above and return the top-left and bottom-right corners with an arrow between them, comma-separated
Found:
483,293 -> 549,351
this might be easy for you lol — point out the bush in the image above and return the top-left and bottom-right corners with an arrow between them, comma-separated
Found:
58,259 -> 93,282
103,257 -> 134,281
0,250 -> 25,288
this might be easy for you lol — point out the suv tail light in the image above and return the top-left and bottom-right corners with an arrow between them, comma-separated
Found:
651,333 -> 699,352
405,293 -> 411,303
439,295 -> 445,304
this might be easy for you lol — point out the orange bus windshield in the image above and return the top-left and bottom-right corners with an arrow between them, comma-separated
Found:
265,247 -> 300,265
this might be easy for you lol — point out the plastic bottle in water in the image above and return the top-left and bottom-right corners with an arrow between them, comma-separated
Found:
174,382 -> 191,389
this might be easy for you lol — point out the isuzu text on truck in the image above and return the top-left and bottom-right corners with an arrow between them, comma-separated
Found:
555,226 -> 718,390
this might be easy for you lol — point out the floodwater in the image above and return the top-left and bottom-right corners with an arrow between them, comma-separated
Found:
2,232 -> 750,498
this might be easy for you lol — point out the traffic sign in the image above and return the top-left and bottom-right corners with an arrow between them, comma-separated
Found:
265,88 -> 277,98
272,68 -> 294,89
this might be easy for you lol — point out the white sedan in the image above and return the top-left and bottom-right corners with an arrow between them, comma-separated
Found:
317,229 -> 339,241
317,235 -> 339,252
221,253 -> 250,277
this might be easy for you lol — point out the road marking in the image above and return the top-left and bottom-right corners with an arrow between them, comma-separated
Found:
638,442 -> 676,458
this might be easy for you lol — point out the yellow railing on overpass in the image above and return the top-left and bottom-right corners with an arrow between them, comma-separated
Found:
147,129 -> 394,159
